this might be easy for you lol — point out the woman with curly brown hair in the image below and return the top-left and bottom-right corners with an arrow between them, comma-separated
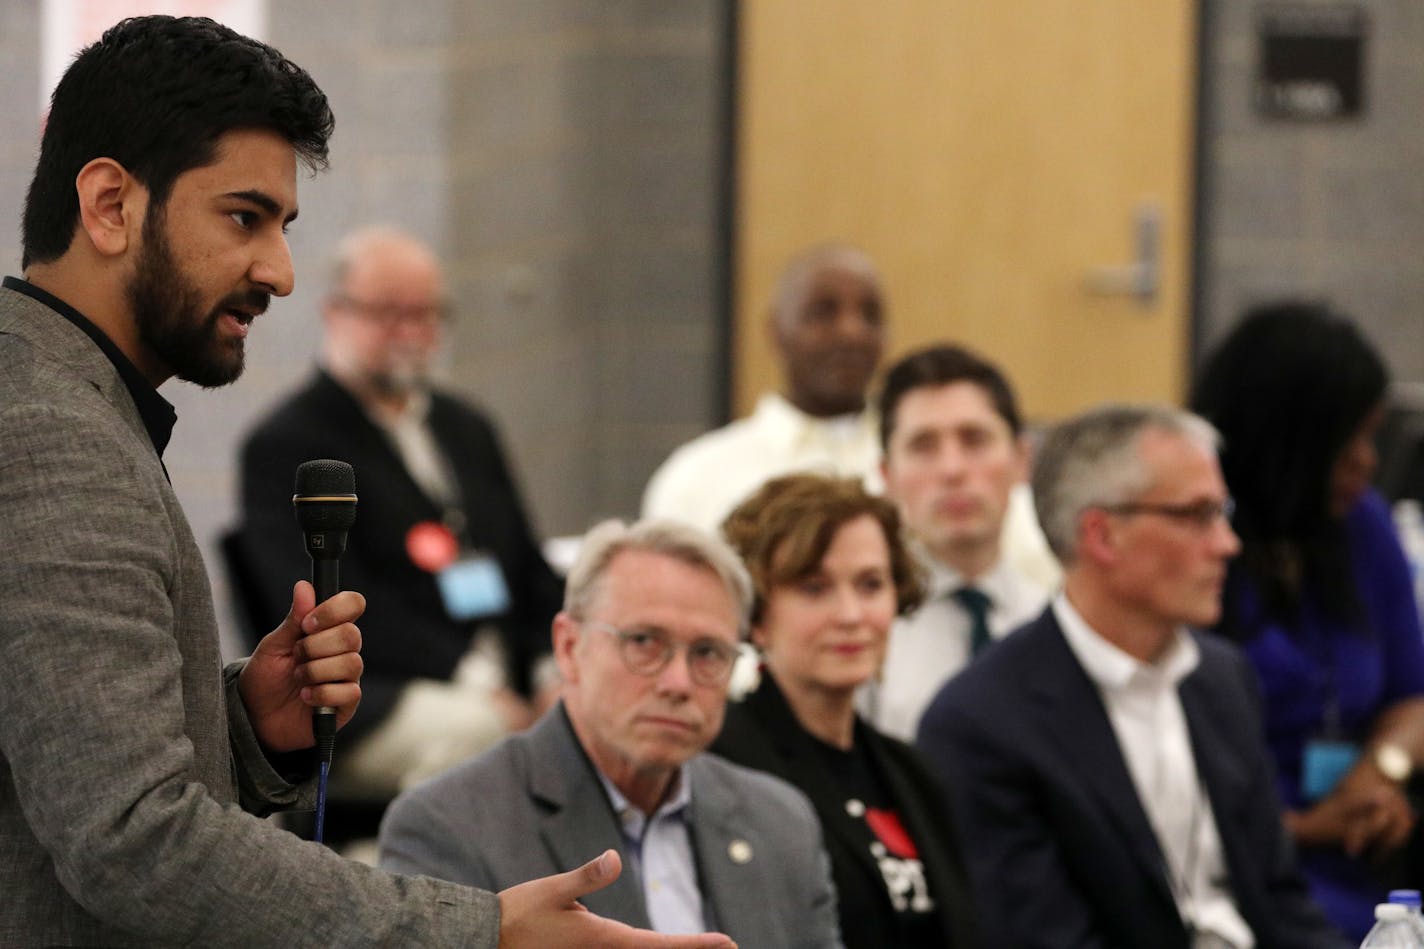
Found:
711,473 -> 976,949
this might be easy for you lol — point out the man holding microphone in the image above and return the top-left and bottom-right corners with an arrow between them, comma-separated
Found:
0,14 -> 733,949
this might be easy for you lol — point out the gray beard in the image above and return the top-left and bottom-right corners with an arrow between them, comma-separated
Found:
367,361 -> 429,398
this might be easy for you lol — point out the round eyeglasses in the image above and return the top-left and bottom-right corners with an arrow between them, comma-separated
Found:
583,620 -> 741,688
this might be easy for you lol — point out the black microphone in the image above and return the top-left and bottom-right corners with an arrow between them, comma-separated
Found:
292,459 -> 357,762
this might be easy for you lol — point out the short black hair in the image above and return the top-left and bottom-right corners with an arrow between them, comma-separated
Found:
879,343 -> 1023,452
22,15 -> 334,268
1191,300 -> 1388,629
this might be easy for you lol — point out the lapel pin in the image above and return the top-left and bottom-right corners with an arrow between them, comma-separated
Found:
728,839 -> 753,864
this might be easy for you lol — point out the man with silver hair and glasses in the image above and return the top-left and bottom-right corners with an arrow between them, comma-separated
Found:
916,405 -> 1347,948
379,519 -> 843,948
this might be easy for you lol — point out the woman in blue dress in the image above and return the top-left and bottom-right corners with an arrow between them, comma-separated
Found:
1192,301 -> 1424,940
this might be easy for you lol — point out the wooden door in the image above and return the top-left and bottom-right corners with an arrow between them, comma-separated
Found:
734,1 -> 1199,423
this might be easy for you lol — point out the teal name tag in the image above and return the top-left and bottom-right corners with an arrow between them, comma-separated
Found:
1301,739 -> 1359,802
436,554 -> 511,621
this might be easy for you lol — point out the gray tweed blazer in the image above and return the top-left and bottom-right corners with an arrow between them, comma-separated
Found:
0,284 -> 498,947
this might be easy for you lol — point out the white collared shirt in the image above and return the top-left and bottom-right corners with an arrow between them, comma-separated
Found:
364,387 -> 460,510
642,392 -> 881,533
1054,594 -> 1254,949
866,548 -> 1048,741
597,766 -> 706,935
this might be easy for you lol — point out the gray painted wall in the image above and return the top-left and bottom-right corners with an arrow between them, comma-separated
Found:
1197,0 -> 1424,382
0,1 -> 728,658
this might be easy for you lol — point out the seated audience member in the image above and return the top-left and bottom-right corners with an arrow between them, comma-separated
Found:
641,242 -> 1059,590
642,243 -> 885,531
917,404 -> 1349,948
377,519 -> 842,947
1193,302 -> 1424,941
865,344 -> 1051,740
711,474 -> 977,949
236,227 -> 563,799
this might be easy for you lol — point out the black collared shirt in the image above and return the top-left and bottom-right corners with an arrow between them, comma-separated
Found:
3,275 -> 176,458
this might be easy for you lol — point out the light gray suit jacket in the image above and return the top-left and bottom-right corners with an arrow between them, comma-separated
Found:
0,284 -> 499,946
379,706 -> 844,949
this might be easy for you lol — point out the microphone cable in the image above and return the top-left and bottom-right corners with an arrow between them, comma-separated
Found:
313,713 -> 336,844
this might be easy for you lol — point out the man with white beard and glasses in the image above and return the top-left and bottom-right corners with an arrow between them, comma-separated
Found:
237,226 -> 564,809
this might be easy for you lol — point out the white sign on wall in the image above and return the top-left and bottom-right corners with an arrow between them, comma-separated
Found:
40,0 -> 265,118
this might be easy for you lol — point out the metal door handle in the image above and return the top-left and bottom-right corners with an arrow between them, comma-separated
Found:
1084,202 -> 1161,307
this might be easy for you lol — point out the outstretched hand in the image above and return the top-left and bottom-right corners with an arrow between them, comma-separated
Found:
498,850 -> 736,949
237,580 -> 365,753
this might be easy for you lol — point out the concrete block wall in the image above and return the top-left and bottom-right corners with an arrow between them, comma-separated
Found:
249,0 -> 728,655
1197,0 -> 1424,383
0,1 -> 728,658
0,2 -> 40,271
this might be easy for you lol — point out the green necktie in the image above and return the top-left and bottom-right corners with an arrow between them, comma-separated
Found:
953,586 -> 994,657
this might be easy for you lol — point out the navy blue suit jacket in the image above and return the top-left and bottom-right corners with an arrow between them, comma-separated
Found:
915,608 -> 1348,949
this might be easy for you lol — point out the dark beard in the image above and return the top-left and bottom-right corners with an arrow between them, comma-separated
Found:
126,208 -> 268,388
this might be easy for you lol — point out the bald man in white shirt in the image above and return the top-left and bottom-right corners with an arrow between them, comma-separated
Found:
641,245 -> 1058,593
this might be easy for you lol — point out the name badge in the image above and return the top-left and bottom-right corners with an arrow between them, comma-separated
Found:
1301,739 -> 1359,802
436,554 -> 511,621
